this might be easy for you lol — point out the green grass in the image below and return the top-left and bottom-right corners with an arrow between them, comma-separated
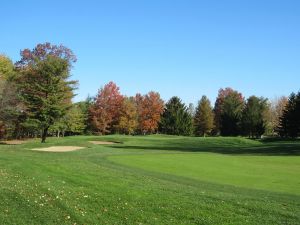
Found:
109,153 -> 300,195
0,135 -> 300,225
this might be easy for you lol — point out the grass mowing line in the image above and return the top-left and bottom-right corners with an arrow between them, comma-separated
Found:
108,152 -> 300,196
89,141 -> 120,145
1,135 -> 300,225
102,153 -> 299,203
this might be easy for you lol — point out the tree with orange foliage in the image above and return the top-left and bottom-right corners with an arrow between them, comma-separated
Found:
116,97 -> 138,135
89,82 -> 124,135
135,92 -> 164,134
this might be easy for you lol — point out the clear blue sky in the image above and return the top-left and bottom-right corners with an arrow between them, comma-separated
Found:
1,0 -> 299,104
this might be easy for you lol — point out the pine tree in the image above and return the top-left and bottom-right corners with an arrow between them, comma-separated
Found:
16,43 -> 77,143
242,96 -> 268,138
214,88 -> 244,136
160,96 -> 193,136
278,92 -> 300,138
194,96 -> 214,137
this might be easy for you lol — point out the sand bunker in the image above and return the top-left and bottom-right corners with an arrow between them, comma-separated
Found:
32,146 -> 85,152
89,141 -> 117,145
1,140 -> 27,145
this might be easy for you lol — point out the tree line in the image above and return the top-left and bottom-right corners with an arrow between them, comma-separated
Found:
0,43 -> 299,142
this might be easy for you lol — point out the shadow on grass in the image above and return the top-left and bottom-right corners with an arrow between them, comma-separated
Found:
111,141 -> 300,156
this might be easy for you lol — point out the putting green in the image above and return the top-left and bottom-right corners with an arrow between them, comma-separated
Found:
109,152 -> 300,195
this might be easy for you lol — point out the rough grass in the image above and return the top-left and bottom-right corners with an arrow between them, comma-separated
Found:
0,135 -> 299,225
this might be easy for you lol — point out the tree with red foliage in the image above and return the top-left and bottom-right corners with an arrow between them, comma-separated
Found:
89,82 -> 124,135
16,42 -> 76,68
135,92 -> 164,134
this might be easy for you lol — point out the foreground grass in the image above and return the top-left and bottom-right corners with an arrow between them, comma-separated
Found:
0,135 -> 299,224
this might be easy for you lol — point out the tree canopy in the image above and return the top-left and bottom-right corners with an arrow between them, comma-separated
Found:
1,44 -> 299,140
214,88 -> 244,136
194,96 -> 214,137
136,92 -> 164,134
16,43 -> 77,142
160,96 -> 193,136
278,92 -> 300,138
89,81 -> 124,135
242,96 -> 268,138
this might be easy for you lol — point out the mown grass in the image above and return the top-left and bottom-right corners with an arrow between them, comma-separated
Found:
0,135 -> 299,225
109,153 -> 300,194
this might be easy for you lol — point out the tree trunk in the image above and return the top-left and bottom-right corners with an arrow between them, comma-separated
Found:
41,126 -> 49,143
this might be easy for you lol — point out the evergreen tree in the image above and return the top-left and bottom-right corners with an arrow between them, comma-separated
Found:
278,92 -> 300,138
296,92 -> 300,136
16,43 -> 77,143
242,96 -> 268,138
194,96 -> 214,137
160,96 -> 193,136
214,88 -> 244,136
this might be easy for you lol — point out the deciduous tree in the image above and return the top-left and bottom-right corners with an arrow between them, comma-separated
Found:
77,97 -> 93,134
16,42 -> 76,68
89,82 -> 124,135
136,92 -> 164,134
0,55 -> 23,139
194,96 -> 214,137
0,55 -> 15,80
117,97 -> 138,135
269,97 -> 288,135
50,103 -> 86,137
